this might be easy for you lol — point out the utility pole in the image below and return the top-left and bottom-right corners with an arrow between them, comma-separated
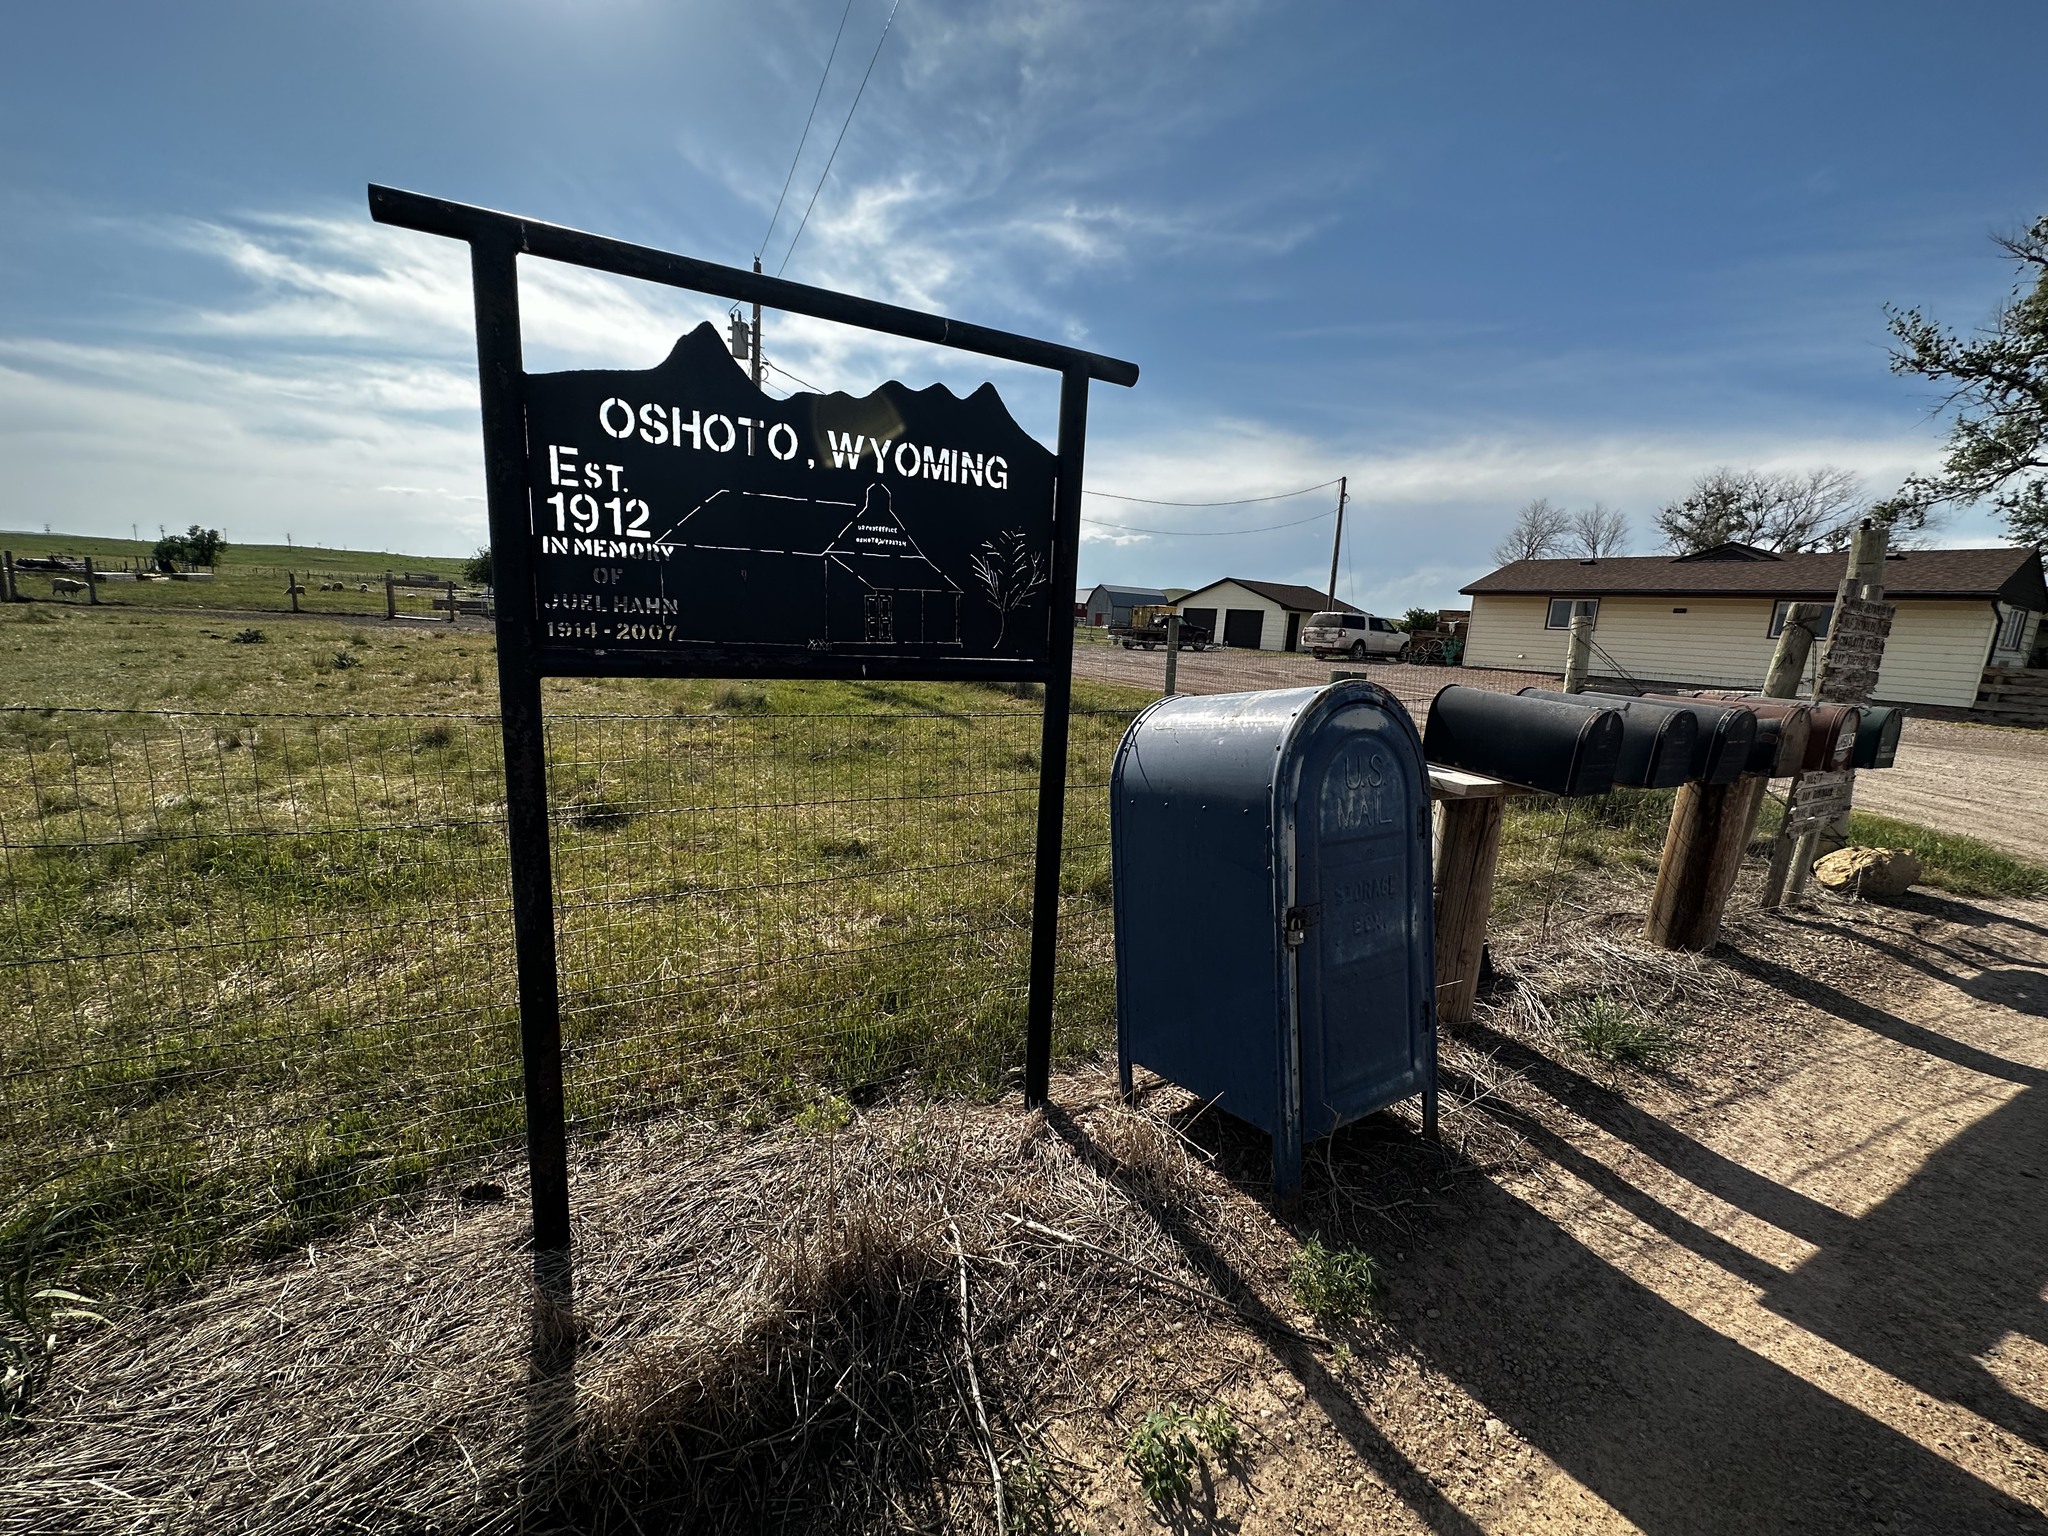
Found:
1324,476 -> 1348,612
751,257 -> 765,391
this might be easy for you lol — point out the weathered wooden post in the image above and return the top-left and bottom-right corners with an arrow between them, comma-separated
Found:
1430,767 -> 1521,1024
83,556 -> 100,605
1643,774 -> 1765,950
2,551 -> 15,603
1757,602 -> 1829,909
288,571 -> 301,613
1162,612 -> 1180,696
446,580 -> 458,623
1562,601 -> 1594,693
385,571 -> 397,621
1814,521 -> 1894,858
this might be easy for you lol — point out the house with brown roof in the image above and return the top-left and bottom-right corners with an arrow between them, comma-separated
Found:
1460,542 -> 2047,709
1173,578 -> 1361,651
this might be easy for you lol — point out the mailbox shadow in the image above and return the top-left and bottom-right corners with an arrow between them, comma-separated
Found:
1364,1142 -> 2042,1534
1775,907 -> 2046,987
1069,1085 -> 2041,1533
1720,948 -> 2048,1090
1708,946 -> 2048,1450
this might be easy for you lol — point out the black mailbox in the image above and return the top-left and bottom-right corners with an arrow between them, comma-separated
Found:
1648,694 -> 1811,778
1855,705 -> 1905,769
1582,691 -> 1756,786
1517,690 -> 1698,789
1424,686 -> 1624,796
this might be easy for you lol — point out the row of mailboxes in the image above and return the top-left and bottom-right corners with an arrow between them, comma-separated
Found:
1110,679 -> 1906,1201
1425,685 -> 1886,792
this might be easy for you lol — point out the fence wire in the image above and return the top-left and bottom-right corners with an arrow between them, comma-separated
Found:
0,694 -> 1135,1288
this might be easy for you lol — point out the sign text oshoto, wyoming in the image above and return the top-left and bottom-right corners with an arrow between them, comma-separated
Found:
524,323 -> 1058,677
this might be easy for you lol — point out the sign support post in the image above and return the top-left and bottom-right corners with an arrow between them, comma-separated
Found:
1023,369 -> 1089,1107
371,187 -> 1137,1260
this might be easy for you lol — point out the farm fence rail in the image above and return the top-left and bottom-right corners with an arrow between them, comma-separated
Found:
0,697 -> 1137,1288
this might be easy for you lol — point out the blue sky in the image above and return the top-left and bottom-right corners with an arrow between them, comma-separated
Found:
2,0 -> 2043,611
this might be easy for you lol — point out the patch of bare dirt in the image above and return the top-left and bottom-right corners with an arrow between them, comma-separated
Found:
4,887 -> 2045,1534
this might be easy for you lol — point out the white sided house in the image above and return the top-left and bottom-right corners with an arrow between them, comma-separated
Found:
1460,542 -> 2048,710
1175,579 -> 1360,652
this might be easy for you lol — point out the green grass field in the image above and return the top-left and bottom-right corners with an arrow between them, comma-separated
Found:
0,529 -> 472,619
0,603 -> 1146,1289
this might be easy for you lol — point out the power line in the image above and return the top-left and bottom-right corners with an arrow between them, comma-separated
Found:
762,355 -> 826,395
1082,476 -> 1343,507
758,0 -> 860,262
1080,508 -> 1338,536
779,0 -> 904,276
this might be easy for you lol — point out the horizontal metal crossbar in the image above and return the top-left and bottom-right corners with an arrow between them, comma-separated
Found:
367,185 -> 1141,388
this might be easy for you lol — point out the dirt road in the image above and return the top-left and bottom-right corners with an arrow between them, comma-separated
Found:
1853,720 -> 2048,864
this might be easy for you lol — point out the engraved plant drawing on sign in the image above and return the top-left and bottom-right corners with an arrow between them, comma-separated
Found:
521,322 -> 1057,669
969,528 -> 1049,652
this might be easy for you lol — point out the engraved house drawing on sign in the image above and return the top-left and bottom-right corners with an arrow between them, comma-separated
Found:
522,323 -> 1057,669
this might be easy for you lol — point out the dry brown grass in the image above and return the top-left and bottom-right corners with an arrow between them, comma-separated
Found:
0,1075 -> 1296,1536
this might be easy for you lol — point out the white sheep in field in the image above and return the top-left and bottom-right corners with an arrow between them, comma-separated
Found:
50,577 -> 86,596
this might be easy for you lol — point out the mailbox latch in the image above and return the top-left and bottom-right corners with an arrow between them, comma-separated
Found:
1282,904 -> 1319,947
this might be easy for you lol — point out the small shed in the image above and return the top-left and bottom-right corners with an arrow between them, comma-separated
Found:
1080,583 -> 1169,628
1175,578 -> 1360,652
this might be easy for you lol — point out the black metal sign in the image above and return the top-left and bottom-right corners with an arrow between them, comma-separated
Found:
525,324 -> 1057,677
368,185 -> 1136,1259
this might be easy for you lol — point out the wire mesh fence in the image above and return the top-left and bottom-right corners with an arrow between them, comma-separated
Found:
1,643 -> 1787,1294
0,691 -> 1137,1289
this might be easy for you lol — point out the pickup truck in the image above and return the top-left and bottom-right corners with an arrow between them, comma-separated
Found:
1111,614 -> 1211,651
1303,611 -> 1409,661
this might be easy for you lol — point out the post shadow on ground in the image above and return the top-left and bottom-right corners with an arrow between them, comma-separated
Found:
1041,1102 -> 1490,1536
1709,943 -> 2048,1450
1719,945 -> 2048,1090
1085,1070 -> 2042,1535
520,1246 -> 581,1521
1470,949 -> 2048,1455
1775,906 -> 2047,990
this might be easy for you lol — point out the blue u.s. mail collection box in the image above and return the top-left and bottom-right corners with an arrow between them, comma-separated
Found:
1110,680 -> 1436,1198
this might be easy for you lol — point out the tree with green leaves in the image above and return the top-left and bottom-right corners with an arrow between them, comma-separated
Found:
461,546 -> 493,586
1878,214 -> 2048,550
152,524 -> 227,571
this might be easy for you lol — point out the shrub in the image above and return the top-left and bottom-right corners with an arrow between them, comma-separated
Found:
230,628 -> 265,645
1402,608 -> 1441,633
1288,1237 -> 1380,1323
1126,1407 -> 1201,1504
460,546 -> 493,587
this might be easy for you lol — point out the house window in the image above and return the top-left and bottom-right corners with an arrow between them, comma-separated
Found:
1997,605 -> 2028,652
1768,600 -> 1834,639
1545,598 -> 1598,630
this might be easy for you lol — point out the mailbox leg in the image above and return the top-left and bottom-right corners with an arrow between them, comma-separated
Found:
1273,1128 -> 1302,1205
1644,777 -> 1766,951
1432,796 -> 1506,1026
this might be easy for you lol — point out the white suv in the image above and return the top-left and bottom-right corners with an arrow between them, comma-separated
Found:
1303,611 -> 1409,661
